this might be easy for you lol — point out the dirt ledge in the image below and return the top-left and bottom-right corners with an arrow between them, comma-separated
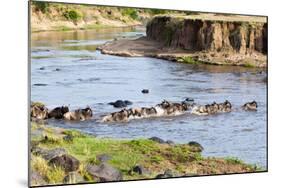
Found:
97,36 -> 266,68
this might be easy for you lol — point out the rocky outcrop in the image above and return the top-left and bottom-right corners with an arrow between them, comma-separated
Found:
49,154 -> 80,173
86,163 -> 123,182
146,16 -> 267,55
33,147 -> 67,161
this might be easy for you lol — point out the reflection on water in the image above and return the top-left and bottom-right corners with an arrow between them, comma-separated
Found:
31,27 -> 267,168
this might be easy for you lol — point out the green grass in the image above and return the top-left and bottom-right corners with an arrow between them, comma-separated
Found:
83,24 -> 111,30
31,155 -> 50,177
225,157 -> 244,165
244,62 -> 255,68
62,129 -> 86,138
178,56 -> 200,64
54,25 -> 72,31
46,166 -> 65,184
78,164 -> 94,181
31,123 -> 258,185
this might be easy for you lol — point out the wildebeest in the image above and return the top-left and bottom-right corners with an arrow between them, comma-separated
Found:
48,106 -> 69,119
141,107 -> 157,117
31,102 -> 48,120
63,107 -> 93,121
101,109 -> 130,122
155,100 -> 192,116
242,101 -> 258,111
101,100 -> 192,122
191,100 -> 232,115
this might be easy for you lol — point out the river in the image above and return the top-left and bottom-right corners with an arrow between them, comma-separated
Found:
31,27 -> 267,168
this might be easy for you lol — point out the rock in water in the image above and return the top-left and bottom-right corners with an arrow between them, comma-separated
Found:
185,97 -> 194,102
149,137 -> 165,144
108,100 -> 133,108
33,83 -> 48,86
49,154 -> 80,173
166,140 -> 175,145
141,89 -> 149,94
149,137 -> 173,144
124,100 -> 133,105
86,163 -> 123,182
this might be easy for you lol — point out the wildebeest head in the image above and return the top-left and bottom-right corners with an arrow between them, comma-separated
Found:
250,101 -> 257,108
61,106 -> 69,114
243,100 -> 258,111
157,100 -> 171,109
181,101 -> 191,111
224,100 -> 232,108
127,108 -> 133,117
31,105 -> 48,120
82,107 -> 93,118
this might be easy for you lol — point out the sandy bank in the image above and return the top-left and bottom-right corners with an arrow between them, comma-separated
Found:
97,36 -> 266,67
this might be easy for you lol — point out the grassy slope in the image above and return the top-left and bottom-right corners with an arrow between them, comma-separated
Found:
30,1 -> 198,32
31,122 -> 261,186
31,2 -> 141,32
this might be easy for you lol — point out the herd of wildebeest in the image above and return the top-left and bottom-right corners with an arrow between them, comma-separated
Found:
30,98 -> 258,123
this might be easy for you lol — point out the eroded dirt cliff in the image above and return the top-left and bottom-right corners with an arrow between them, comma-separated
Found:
98,14 -> 267,67
146,15 -> 267,55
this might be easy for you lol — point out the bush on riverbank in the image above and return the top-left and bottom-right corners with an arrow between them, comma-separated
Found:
63,9 -> 82,23
33,1 -> 50,13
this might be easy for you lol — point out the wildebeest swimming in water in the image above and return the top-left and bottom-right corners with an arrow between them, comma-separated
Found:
155,100 -> 191,116
63,107 -> 93,121
48,106 -> 69,119
31,102 -> 48,120
191,100 -> 232,115
101,100 -> 193,122
242,101 -> 258,111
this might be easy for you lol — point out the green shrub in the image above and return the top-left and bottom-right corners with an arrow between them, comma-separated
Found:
33,1 -> 49,13
63,9 -> 82,22
121,8 -> 138,20
149,9 -> 168,15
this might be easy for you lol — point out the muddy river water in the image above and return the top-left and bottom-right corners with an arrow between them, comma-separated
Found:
31,27 -> 267,168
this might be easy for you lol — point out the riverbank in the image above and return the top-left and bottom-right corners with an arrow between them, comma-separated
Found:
30,2 -> 146,32
31,2 -> 165,32
98,14 -> 267,68
30,122 -> 261,186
